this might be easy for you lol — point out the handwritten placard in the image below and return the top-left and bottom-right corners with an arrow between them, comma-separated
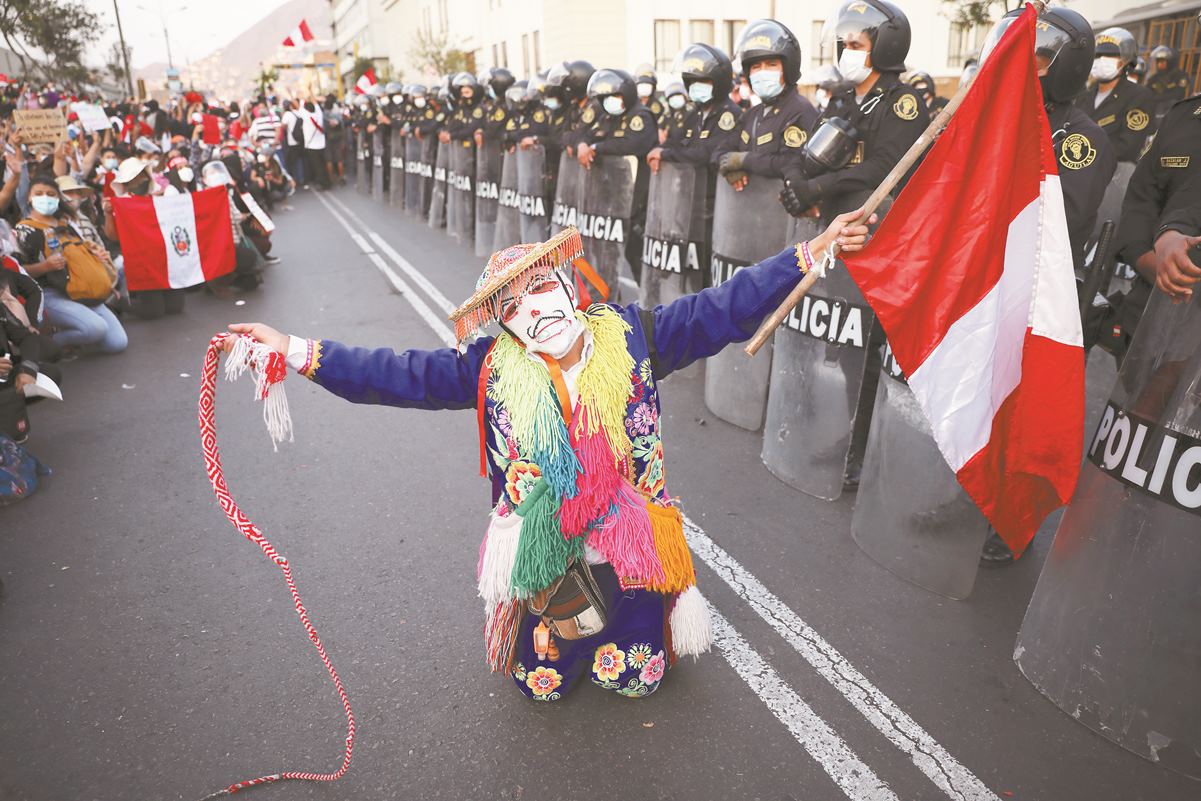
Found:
13,108 -> 67,144
72,102 -> 111,133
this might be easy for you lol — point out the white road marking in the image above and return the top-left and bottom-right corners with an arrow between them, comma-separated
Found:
709,605 -> 899,801
315,192 -> 456,348
685,516 -> 999,801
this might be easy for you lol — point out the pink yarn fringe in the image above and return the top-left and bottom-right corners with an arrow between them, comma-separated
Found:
586,481 -> 665,586
559,410 -> 620,537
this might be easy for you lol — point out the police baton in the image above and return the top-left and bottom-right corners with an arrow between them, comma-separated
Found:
744,66 -> 977,358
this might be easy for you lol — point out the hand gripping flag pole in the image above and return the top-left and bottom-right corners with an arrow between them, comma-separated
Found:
194,333 -> 355,799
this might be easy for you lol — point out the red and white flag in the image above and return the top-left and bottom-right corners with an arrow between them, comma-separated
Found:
281,18 -> 314,47
842,4 -> 1083,557
354,68 -> 377,95
113,187 -> 236,291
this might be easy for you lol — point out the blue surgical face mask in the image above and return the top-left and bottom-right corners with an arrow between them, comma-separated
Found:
687,82 -> 714,105
31,195 -> 59,216
544,97 -> 561,110
750,68 -> 784,100
602,96 -> 625,116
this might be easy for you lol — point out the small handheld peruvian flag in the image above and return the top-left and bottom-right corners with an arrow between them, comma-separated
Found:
841,4 -> 1085,557
354,68 -> 377,95
281,18 -> 315,48
113,187 -> 236,291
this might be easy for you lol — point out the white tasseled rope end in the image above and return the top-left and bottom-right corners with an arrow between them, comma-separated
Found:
224,334 -> 294,451
671,584 -> 714,658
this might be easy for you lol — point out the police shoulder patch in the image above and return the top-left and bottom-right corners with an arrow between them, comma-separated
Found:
651,100 -> 662,114
783,125 -> 806,148
505,118 -> 516,130
425,109 -> 434,119
893,93 -> 919,121
493,108 -> 505,121
435,112 -> 445,122
630,114 -> 645,131
1126,108 -> 1149,131
473,107 -> 483,119
533,109 -> 546,123
581,106 -> 596,124
1058,133 -> 1096,170
740,129 -> 750,144
718,110 -> 735,131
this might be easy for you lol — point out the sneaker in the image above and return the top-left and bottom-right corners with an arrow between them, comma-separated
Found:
263,255 -> 281,265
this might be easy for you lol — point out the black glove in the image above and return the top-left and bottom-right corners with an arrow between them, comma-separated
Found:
718,150 -> 746,175
780,177 -> 819,217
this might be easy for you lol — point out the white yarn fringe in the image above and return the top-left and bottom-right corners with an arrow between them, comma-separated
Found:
477,512 -> 522,607
224,335 -> 294,451
670,585 -> 714,658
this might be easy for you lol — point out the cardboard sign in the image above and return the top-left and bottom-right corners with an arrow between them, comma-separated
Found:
72,102 -> 111,133
13,108 -> 67,144
239,192 -> 275,233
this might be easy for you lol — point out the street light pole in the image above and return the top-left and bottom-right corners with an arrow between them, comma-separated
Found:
112,0 -> 136,98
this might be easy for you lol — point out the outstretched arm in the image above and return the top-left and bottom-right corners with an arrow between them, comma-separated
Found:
226,323 -> 492,411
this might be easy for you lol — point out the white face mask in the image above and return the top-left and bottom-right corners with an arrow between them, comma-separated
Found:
178,167 -> 194,183
544,97 -> 561,110
815,88 -> 831,111
838,48 -> 872,85
414,97 -> 427,108
602,96 -> 625,116
667,94 -> 686,110
688,81 -> 713,105
749,69 -> 784,100
1090,56 -> 1121,82
636,82 -> 653,98
500,274 -> 583,358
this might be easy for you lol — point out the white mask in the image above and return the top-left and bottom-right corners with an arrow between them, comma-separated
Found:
667,94 -> 686,110
500,273 -> 583,358
178,167 -> 194,183
688,81 -> 713,105
1090,56 -> 1121,82
544,97 -> 561,111
636,82 -> 653,98
602,96 -> 625,116
815,88 -> 831,111
837,48 -> 872,85
414,97 -> 427,108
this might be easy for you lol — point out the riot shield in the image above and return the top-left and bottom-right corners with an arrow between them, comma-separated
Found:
404,137 -> 428,218
577,155 -> 637,297
1090,161 -> 1135,247
371,129 -> 385,201
849,344 -> 991,599
428,140 -> 448,230
452,142 -> 476,246
517,145 -> 550,244
1015,287 -> 1201,779
639,162 -> 708,309
355,128 -> 368,194
389,128 -> 405,208
702,178 -> 792,431
550,151 -> 583,237
759,214 -> 881,500
474,139 -> 501,256
493,149 -> 521,252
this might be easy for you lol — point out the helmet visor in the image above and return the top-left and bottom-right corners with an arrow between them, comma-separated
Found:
822,1 -> 893,48
980,16 -> 1072,75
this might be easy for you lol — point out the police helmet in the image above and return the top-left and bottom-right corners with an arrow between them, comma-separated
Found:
1131,57 -> 1147,81
587,68 -> 637,109
562,60 -> 596,100
821,0 -> 911,74
634,62 -> 658,92
369,82 -> 387,97
506,79 -> 529,109
526,74 -> 549,104
663,81 -> 686,99
1094,27 -> 1138,67
484,66 -> 516,98
1150,44 -> 1179,69
736,19 -> 802,85
981,6 -> 1093,105
674,43 -> 735,98
384,81 -> 403,94
810,64 -> 851,94
452,71 -> 481,99
410,83 -> 428,97
544,62 -> 569,101
907,71 -> 935,95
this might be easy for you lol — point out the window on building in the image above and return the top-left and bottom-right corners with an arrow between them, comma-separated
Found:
492,44 -> 499,66
522,33 -> 530,74
501,40 -> 509,68
948,21 -> 991,68
690,20 -> 715,46
654,20 -> 682,72
439,0 -> 448,33
723,20 -> 745,56
533,30 -> 541,71
812,20 -> 834,66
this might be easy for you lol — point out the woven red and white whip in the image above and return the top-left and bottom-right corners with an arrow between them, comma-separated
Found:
195,333 -> 355,799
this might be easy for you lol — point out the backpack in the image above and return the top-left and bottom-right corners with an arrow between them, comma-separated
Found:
20,218 -> 114,303
0,434 -> 47,507
289,113 -> 304,147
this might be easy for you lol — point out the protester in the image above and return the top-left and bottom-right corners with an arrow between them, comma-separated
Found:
301,100 -> 329,189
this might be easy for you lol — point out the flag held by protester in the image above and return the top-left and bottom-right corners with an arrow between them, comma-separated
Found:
282,18 -> 315,47
114,187 -> 236,291
354,68 -> 377,95
841,4 -> 1084,557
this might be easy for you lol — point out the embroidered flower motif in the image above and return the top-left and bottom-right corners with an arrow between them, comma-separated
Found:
639,650 -> 666,685
525,665 -> 562,697
627,643 -> 653,669
495,407 -> 514,439
639,358 -> 655,388
592,643 -> 627,682
512,661 -> 527,682
626,402 -> 656,436
504,460 -> 542,506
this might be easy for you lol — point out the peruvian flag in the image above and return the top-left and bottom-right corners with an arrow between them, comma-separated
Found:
113,187 -> 236,291
841,3 -> 1083,557
281,18 -> 315,48
354,68 -> 377,95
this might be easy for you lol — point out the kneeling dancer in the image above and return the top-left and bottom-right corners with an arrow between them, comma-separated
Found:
230,211 -> 870,700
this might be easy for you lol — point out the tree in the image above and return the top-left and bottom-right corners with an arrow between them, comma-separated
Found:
105,41 -> 129,86
411,28 -> 470,76
941,0 -> 1014,27
256,66 -> 280,97
0,0 -> 103,85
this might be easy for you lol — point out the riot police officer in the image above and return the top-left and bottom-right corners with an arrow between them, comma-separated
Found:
1147,45 -> 1191,117
443,71 -> 485,145
648,43 -> 741,171
907,71 -> 947,119
545,60 -> 596,154
716,19 -> 819,190
409,84 -> 443,141
1129,57 -> 1147,85
780,0 -> 925,220
634,63 -> 667,125
661,81 -> 690,146
1077,27 -> 1156,163
517,76 -> 554,149
501,80 -> 529,150
477,67 -> 515,147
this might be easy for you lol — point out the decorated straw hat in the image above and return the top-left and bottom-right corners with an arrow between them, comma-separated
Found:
449,227 -> 586,344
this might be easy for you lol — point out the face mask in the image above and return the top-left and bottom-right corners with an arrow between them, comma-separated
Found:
392,95 -> 403,104
602,96 -> 625,116
750,69 -> 784,100
544,97 -> 561,111
838,48 -> 872,85
667,94 -> 686,110
687,82 -> 713,105
1091,57 -> 1121,82
815,88 -> 831,111
414,97 -> 426,108
31,195 -> 59,215
178,167 -> 194,183
103,157 -> 119,170
500,273 -> 583,358
738,85 -> 751,101
637,82 -> 653,98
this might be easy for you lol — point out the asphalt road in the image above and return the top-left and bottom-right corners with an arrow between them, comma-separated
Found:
0,183 -> 1193,801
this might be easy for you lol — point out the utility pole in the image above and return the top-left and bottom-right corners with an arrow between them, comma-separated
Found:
112,0 -> 136,98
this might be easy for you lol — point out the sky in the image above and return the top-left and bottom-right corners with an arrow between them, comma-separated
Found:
84,0 -> 292,69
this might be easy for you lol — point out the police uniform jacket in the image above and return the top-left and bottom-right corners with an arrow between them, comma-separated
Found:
660,98 -> 742,167
731,89 -> 819,178
480,99 -> 511,142
447,101 -> 486,142
412,105 -> 445,137
584,105 -> 658,157
510,106 -> 552,146
810,73 -> 927,217
1147,68 -> 1191,116
1077,81 -> 1156,163
662,104 -> 690,148
557,101 -> 594,151
644,95 -> 667,127
1047,102 -> 1117,268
